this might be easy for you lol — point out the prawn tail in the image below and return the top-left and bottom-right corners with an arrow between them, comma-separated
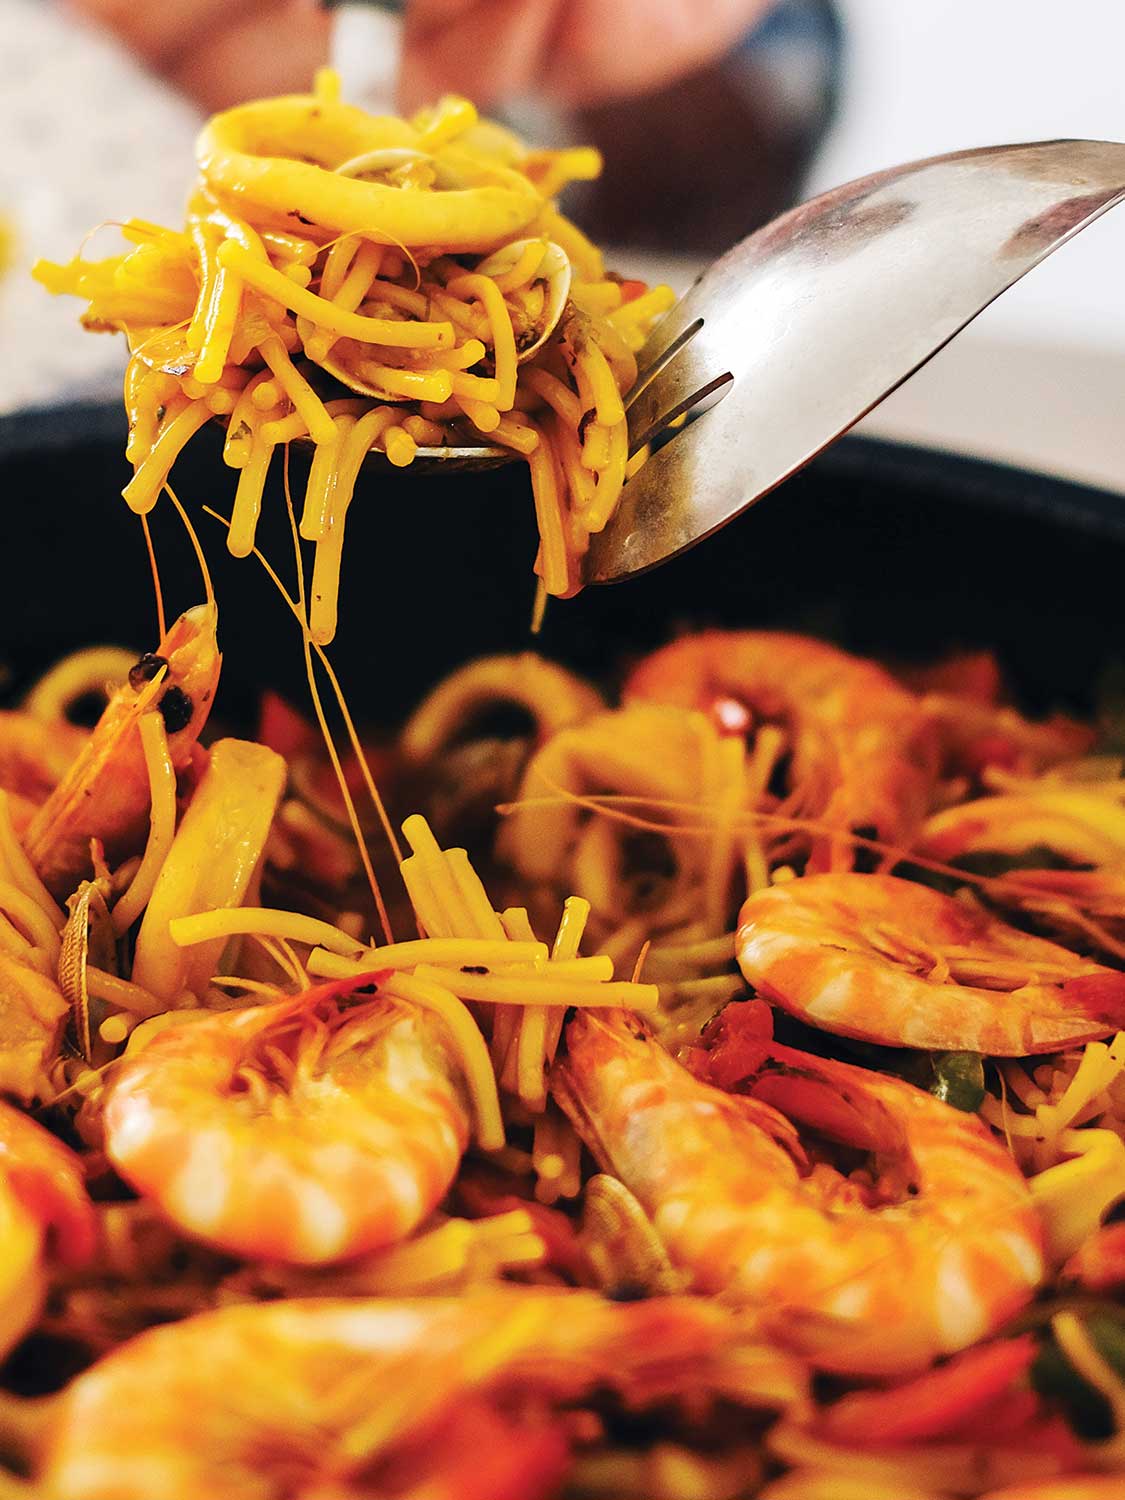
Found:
1059,970 -> 1125,1030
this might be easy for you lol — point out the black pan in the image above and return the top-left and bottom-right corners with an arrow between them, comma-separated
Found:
4,400 -> 1124,721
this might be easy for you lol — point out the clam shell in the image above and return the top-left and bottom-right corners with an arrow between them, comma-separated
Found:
303,236 -> 570,402
476,238 -> 571,362
581,1173 -> 687,1297
335,147 -> 466,190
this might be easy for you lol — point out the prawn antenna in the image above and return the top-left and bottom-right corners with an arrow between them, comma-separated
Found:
280,446 -> 405,870
138,511 -> 166,641
163,483 -> 216,611
200,499 -> 396,946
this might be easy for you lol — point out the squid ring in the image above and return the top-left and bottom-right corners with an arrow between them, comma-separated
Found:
197,96 -> 542,251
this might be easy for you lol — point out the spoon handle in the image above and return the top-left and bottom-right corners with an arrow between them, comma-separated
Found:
322,1 -> 406,113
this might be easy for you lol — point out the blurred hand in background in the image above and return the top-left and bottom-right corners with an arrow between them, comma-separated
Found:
68,0 -> 772,112
65,0 -> 837,254
66,0 -> 328,110
400,0 -> 772,110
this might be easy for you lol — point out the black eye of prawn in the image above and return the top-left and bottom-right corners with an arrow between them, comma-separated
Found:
605,1282 -> 650,1303
851,825 -> 882,874
158,686 -> 194,733
128,653 -> 168,690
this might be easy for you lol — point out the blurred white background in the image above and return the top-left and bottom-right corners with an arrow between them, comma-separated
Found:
0,0 -> 199,410
818,0 -> 1125,491
4,0 -> 1125,493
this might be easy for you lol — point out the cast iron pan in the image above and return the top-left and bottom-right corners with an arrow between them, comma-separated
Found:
3,401 -> 1124,721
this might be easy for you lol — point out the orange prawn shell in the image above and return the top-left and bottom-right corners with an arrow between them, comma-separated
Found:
25,603 -> 221,898
0,1099 -> 96,1267
103,972 -> 472,1264
553,1009 -> 1044,1375
39,1289 -> 804,1500
625,630 -> 940,866
736,873 -> 1125,1055
920,693 -> 1096,780
0,1100 -> 94,1360
918,792 -> 1125,869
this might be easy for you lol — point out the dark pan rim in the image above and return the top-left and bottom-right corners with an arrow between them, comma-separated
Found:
6,398 -> 1125,544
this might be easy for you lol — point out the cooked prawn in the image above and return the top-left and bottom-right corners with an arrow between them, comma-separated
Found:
39,1288 -> 805,1500
553,1008 -> 1044,1374
0,1099 -> 94,1357
736,873 -> 1125,1055
986,869 -> 1125,963
897,645 -> 1094,780
25,603 -> 221,898
918,787 -> 1125,871
0,711 -> 87,828
103,973 -> 473,1263
625,630 -> 940,869
920,693 -> 1095,782
917,788 -> 1125,954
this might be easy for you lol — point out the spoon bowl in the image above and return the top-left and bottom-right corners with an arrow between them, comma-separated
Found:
583,138 -> 1125,584
248,142 -> 1125,500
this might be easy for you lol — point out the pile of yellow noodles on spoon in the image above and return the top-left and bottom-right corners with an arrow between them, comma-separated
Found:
35,73 -> 675,642
34,71 -> 674,642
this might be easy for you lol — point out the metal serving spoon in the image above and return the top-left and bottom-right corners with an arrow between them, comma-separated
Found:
307,37 -> 1125,531
583,138 -> 1125,584
347,140 -> 1125,532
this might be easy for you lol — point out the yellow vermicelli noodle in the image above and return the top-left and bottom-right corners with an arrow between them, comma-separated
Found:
35,73 -> 675,643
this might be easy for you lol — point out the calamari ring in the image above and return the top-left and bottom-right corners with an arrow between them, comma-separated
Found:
197,96 -> 542,251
